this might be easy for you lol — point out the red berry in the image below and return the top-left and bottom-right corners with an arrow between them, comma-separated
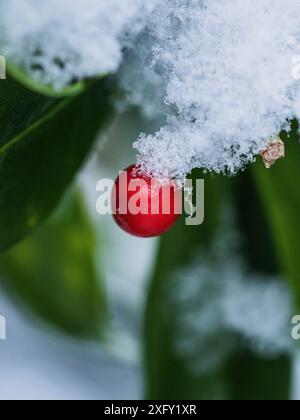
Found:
112,165 -> 181,238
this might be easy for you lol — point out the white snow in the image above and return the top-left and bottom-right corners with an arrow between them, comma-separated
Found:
172,256 -> 293,376
170,212 -> 294,376
2,0 -> 300,178
0,0 -> 158,89
122,0 -> 300,179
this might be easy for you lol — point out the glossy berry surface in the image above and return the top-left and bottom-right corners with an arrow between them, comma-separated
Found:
112,165 -> 181,238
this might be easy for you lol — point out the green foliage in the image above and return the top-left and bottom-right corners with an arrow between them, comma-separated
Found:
0,73 -> 113,252
145,170 -> 292,400
0,192 -> 107,338
144,172 -> 228,399
229,170 -> 292,400
253,125 -> 300,312
227,346 -> 291,401
7,62 -> 86,98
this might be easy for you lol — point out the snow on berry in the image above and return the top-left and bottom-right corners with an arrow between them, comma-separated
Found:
2,1 -> 300,179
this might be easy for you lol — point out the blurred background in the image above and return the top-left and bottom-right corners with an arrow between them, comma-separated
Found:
0,109 -> 157,400
0,108 -> 300,400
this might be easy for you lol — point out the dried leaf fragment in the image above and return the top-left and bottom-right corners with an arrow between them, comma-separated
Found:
261,138 -> 285,169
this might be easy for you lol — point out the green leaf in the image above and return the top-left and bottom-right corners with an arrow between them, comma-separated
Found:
0,74 -> 113,252
7,61 -> 86,98
0,191 -> 107,338
227,346 -> 291,400
144,172 -> 229,399
253,125 -> 300,310
0,76 -> 56,147
145,171 -> 292,400
229,170 -> 292,400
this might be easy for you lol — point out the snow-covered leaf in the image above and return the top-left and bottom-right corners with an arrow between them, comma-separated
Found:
3,1 -> 300,177
7,61 -> 85,98
0,0 -> 158,90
